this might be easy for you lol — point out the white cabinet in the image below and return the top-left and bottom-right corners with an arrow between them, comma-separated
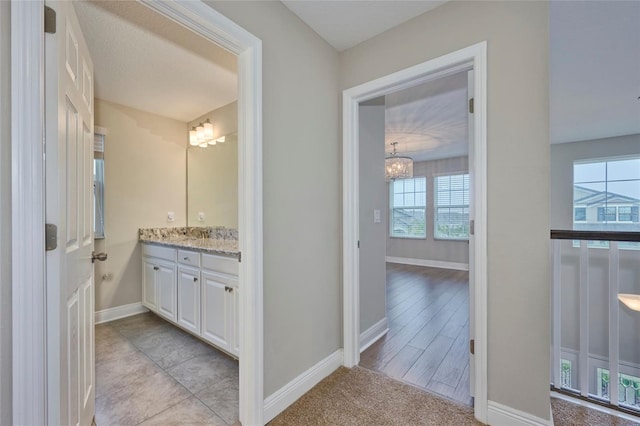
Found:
201,271 -> 238,356
141,243 -> 239,358
142,260 -> 157,310
143,256 -> 177,323
156,262 -> 177,321
177,265 -> 201,334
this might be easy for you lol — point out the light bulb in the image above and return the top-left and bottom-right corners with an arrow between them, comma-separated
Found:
189,128 -> 198,146
199,141 -> 208,148
196,124 -> 205,142
208,139 -> 217,145
216,136 -> 225,143
203,119 -> 214,141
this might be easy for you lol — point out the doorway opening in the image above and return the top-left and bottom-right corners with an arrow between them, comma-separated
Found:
357,69 -> 473,406
10,1 -> 263,425
342,42 -> 488,422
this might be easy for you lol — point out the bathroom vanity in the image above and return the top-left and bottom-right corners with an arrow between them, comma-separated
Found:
139,227 -> 240,358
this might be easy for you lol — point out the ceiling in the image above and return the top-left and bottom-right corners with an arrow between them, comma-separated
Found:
549,1 -> 638,144
281,0 -> 447,51
72,1 -> 638,147
74,1 -> 238,123
384,71 -> 468,163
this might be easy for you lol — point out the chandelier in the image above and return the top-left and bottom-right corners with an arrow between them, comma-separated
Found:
189,118 -> 226,148
385,142 -> 413,181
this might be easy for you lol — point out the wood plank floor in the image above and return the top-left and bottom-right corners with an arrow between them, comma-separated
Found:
360,262 -> 472,406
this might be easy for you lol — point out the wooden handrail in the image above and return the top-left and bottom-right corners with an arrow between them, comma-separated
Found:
550,229 -> 640,242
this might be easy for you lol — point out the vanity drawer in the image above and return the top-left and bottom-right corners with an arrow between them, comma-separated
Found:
143,244 -> 176,262
178,249 -> 201,267
202,253 -> 238,276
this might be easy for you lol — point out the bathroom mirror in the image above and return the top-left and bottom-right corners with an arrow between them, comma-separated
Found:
187,132 -> 238,228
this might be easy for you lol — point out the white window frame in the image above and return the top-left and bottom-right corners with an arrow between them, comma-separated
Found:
434,172 -> 470,241
389,176 -> 427,239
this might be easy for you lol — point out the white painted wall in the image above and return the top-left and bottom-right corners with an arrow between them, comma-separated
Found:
340,1 -> 550,420
551,134 -> 640,366
206,1 -> 341,398
187,101 -> 238,228
94,99 -> 187,312
386,157 -> 469,266
359,104 -> 387,333
0,2 -> 12,423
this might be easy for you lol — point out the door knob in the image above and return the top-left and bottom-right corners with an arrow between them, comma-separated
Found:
91,252 -> 108,263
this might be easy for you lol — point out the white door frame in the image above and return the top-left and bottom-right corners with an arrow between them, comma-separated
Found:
342,41 -> 488,423
10,1 -> 264,425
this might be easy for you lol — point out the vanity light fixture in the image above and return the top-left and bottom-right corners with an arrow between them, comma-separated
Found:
188,118 -> 225,148
385,142 -> 413,181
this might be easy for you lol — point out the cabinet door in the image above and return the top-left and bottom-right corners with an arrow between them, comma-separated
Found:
230,285 -> 240,357
177,266 -> 201,334
142,259 -> 157,311
201,271 -> 231,350
156,260 -> 177,322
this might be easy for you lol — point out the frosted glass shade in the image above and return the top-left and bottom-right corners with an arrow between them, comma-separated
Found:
196,124 -> 205,142
385,156 -> 413,181
189,128 -> 198,146
203,120 -> 214,140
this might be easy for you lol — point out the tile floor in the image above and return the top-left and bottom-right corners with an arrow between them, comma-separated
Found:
95,312 -> 239,425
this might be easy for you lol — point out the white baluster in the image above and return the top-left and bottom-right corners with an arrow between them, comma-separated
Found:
552,239 -> 562,389
609,241 -> 620,406
579,240 -> 589,397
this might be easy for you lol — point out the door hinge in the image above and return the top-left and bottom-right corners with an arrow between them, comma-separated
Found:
238,251 -> 241,263
470,339 -> 475,355
468,97 -> 474,114
357,240 -> 360,249
44,6 -> 56,34
45,223 -> 57,251
470,219 -> 475,236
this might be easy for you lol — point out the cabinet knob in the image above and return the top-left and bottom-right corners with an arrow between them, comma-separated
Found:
193,277 -> 198,282
184,257 -> 190,261
153,266 -> 159,271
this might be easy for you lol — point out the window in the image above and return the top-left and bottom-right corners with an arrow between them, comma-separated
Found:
618,206 -> 639,222
390,177 -> 426,238
574,157 -> 640,228
434,173 -> 469,240
573,157 -> 640,249
597,206 -> 617,222
596,368 -> 640,411
94,133 -> 105,239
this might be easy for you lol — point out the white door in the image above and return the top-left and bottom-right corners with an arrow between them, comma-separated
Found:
467,69 -> 476,398
45,2 -> 96,425
178,265 -> 201,334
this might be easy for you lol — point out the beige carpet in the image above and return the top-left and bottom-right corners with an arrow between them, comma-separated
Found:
268,366 -> 640,426
269,366 -> 480,425
551,398 -> 640,426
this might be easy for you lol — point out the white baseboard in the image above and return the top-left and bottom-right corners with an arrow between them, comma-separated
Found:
95,302 -> 148,324
360,317 -> 388,353
487,400 -> 552,426
386,256 -> 469,271
263,349 -> 344,423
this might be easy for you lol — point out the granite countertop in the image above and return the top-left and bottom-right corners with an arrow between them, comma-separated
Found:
140,236 -> 239,258
138,227 -> 239,258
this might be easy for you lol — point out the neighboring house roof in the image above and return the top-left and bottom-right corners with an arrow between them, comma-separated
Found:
574,185 -> 640,206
